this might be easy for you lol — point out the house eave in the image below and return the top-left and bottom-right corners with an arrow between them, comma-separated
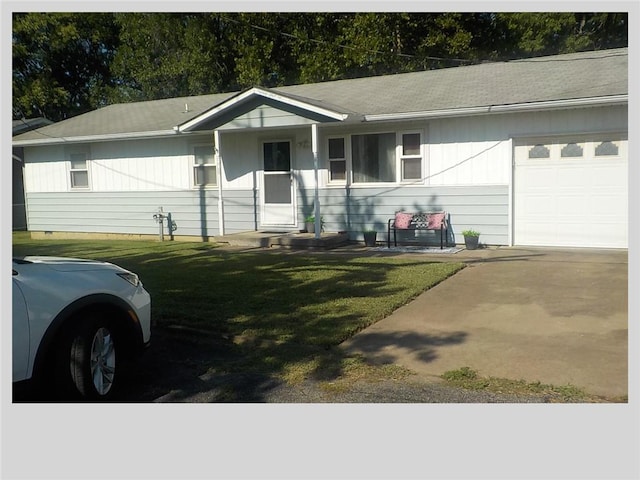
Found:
363,95 -> 629,122
176,86 -> 349,132
12,129 -> 182,147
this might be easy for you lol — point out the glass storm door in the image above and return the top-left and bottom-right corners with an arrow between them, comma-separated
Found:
261,141 -> 295,226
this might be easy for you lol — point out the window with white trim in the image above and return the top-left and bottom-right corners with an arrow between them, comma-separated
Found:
400,132 -> 422,181
328,137 -> 346,182
352,132 -> 396,183
193,145 -> 217,187
69,153 -> 89,189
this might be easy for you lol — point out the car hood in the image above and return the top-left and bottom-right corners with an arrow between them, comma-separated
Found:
13,256 -> 121,272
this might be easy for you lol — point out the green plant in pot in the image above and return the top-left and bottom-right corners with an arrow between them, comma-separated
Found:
363,228 -> 377,247
304,216 -> 323,234
461,229 -> 480,250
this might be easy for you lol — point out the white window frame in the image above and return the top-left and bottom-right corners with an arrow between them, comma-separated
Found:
327,136 -> 347,184
192,144 -> 217,188
68,152 -> 90,190
398,130 -> 424,183
350,131 -> 397,184
337,129 -> 426,186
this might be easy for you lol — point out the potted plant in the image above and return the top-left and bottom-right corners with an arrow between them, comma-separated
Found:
304,216 -> 323,234
363,229 -> 377,247
461,229 -> 480,250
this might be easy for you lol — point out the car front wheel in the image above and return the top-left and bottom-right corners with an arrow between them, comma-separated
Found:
69,317 -> 118,400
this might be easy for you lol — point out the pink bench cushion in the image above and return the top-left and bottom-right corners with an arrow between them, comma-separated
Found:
394,212 -> 414,229
427,212 -> 446,229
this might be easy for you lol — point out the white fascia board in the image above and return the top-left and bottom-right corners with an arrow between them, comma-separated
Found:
364,95 -> 628,122
177,87 -> 347,132
255,88 -> 349,121
12,129 -> 180,147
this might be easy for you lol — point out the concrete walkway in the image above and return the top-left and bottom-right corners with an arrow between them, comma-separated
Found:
341,247 -> 628,399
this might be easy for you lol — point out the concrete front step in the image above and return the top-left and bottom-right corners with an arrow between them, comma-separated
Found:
215,231 -> 350,250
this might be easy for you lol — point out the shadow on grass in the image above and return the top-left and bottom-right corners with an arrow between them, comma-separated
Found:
13,234 -> 466,402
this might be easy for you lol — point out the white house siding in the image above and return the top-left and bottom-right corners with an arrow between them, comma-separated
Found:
23,145 -> 69,192
25,190 -> 221,237
217,104 -> 318,130
298,185 -> 509,246
23,136 -> 215,193
21,104 -> 627,246
427,116 -> 512,186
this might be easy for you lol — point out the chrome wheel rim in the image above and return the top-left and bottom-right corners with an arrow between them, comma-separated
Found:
89,327 -> 116,395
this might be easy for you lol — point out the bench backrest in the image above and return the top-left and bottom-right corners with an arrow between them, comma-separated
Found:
393,211 -> 447,230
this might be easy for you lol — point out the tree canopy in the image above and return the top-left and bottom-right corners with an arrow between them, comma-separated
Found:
12,12 -> 628,122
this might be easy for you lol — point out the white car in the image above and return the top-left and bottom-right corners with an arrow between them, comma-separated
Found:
12,256 -> 151,400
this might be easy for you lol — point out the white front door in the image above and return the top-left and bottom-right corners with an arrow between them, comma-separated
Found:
514,135 -> 627,248
261,140 -> 296,227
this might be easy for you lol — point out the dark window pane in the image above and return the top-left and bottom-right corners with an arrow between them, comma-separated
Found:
71,171 -> 88,188
330,160 -> 346,181
264,173 -> 292,203
352,133 -> 396,183
264,142 -> 291,171
402,133 -> 420,156
195,166 -> 216,186
328,138 -> 345,159
194,146 -> 214,165
402,158 -> 422,180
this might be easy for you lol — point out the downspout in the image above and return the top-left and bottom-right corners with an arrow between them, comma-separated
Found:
312,123 -> 320,239
214,130 -> 225,237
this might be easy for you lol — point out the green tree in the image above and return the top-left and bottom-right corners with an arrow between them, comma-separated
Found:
12,12 -> 119,121
493,12 -> 627,58
13,12 -> 628,121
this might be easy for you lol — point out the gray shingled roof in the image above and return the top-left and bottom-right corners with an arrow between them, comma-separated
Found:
13,47 -> 627,144
275,47 -> 627,115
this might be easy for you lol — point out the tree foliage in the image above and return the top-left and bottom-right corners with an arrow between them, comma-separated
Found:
12,12 -> 120,120
12,12 -> 628,122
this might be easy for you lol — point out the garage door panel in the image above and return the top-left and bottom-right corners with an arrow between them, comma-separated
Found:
521,195 -> 556,215
589,195 -> 627,215
514,136 -> 627,248
556,195 -> 588,215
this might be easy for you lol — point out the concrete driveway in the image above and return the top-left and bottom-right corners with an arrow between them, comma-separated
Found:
341,247 -> 628,399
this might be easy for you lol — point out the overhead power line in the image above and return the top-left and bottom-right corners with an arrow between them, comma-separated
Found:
221,14 -> 474,67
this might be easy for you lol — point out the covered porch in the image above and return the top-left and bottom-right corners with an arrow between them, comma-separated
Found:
176,86 -> 353,240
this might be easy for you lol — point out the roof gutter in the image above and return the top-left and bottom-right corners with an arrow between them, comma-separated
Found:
12,129 -> 181,147
363,95 -> 628,122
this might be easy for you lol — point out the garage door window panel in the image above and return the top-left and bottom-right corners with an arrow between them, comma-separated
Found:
595,141 -> 619,156
528,144 -> 550,158
561,143 -> 584,158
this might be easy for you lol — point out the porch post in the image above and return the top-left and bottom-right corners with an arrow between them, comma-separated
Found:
214,129 -> 225,237
312,123 -> 320,239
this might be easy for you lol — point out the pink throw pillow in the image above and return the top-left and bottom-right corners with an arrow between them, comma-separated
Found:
427,212 -> 445,229
394,212 -> 413,229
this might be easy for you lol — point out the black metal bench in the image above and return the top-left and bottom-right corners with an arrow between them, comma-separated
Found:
387,211 -> 449,249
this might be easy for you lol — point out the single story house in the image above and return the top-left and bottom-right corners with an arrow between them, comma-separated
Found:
12,117 -> 53,230
12,47 -> 628,248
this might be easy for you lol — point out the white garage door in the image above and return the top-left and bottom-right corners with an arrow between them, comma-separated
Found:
514,134 -> 627,248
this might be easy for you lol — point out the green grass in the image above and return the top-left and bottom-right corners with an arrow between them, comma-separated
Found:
441,367 -> 623,403
13,232 -> 464,383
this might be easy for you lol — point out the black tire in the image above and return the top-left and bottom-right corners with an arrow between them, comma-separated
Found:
67,314 -> 119,400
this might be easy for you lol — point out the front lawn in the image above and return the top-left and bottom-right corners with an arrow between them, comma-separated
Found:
12,232 -> 464,382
